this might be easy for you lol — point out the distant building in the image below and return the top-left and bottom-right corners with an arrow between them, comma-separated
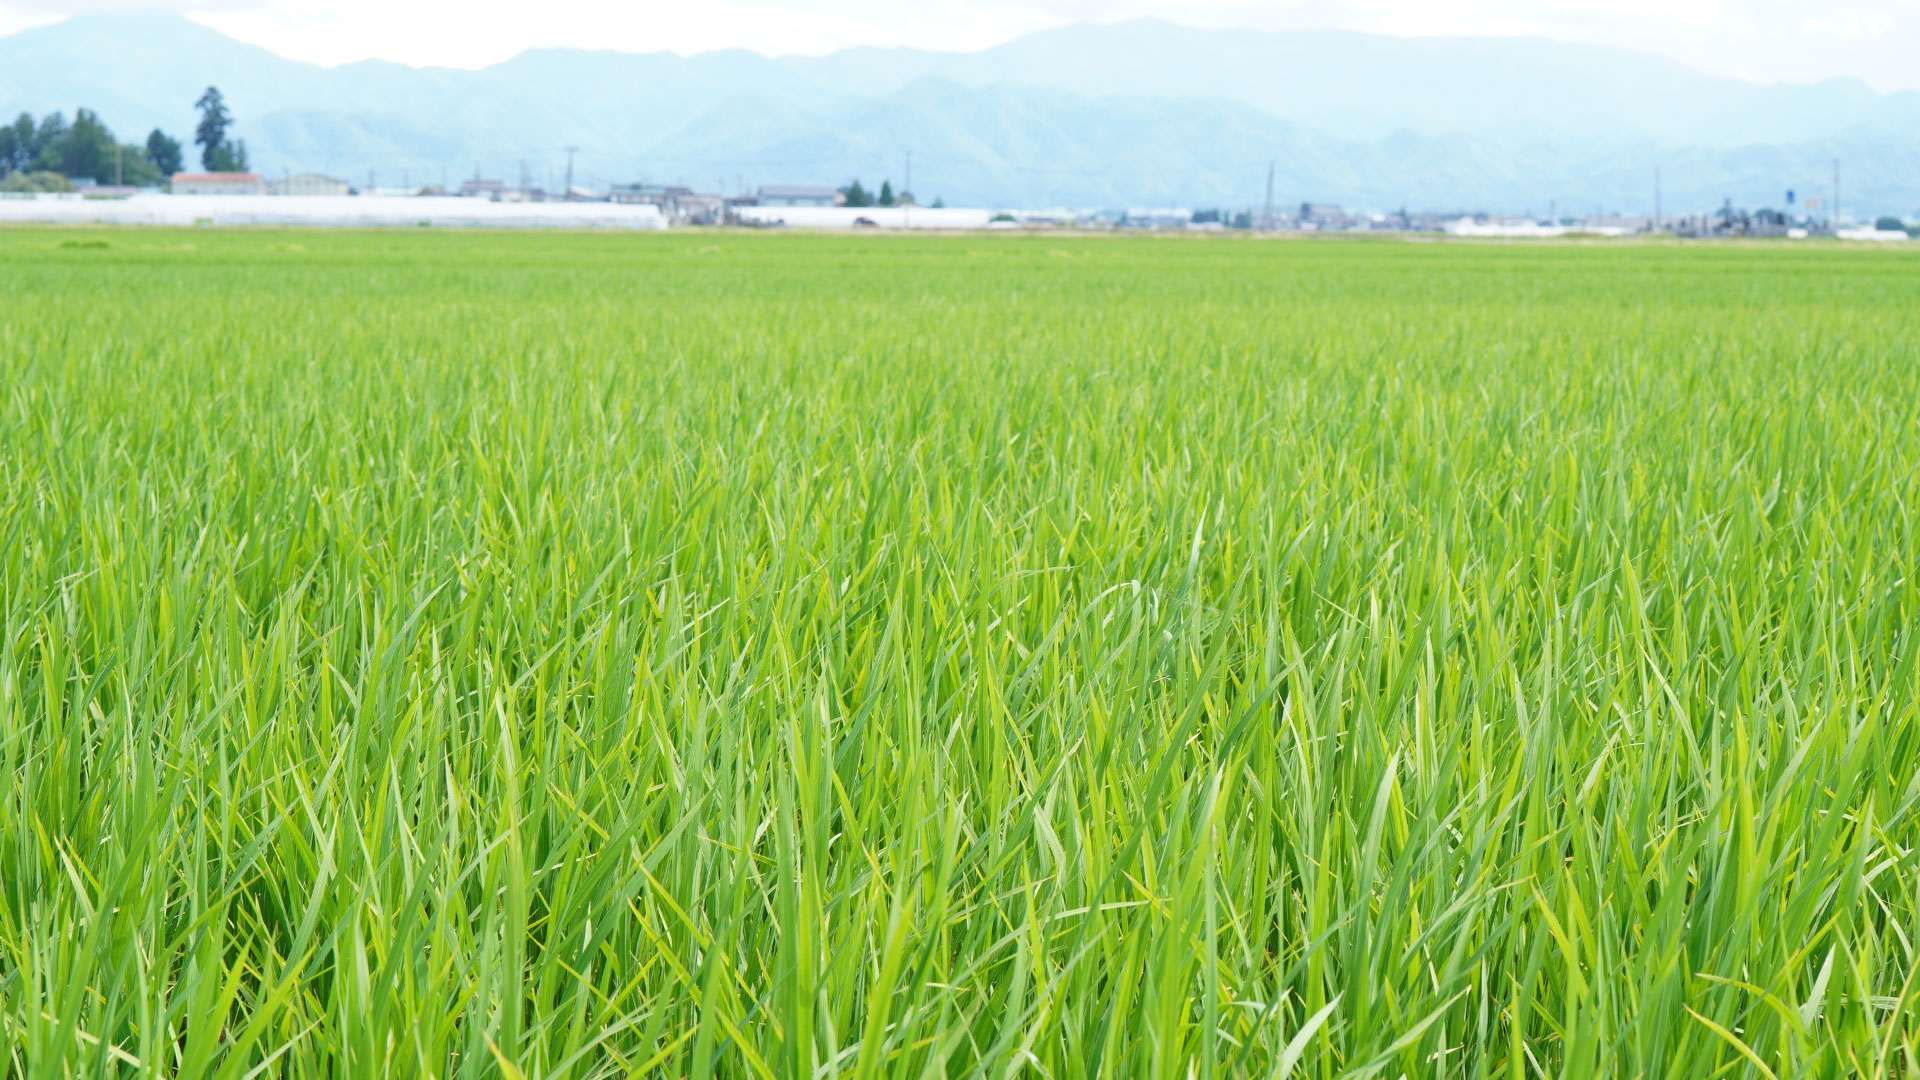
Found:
610,182 -> 685,206
1121,208 -> 1192,230
172,172 -> 266,196
758,184 -> 839,208
281,173 -> 349,197
674,194 -> 725,225
612,183 -> 723,223
1585,216 -> 1652,233
459,178 -> 506,199
1298,202 -> 1351,229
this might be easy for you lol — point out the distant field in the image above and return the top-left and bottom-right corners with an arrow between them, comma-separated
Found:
2,229 -> 1917,1078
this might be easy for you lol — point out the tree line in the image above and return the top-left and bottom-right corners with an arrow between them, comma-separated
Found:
0,86 -> 246,192
838,179 -> 942,209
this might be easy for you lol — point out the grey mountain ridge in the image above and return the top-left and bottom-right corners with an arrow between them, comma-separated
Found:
4,12 -> 1917,213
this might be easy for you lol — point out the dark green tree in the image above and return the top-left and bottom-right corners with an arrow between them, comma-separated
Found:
35,107 -> 114,180
207,138 -> 248,173
36,112 -> 68,158
840,180 -> 871,208
931,195 -> 944,209
0,170 -> 72,193
22,108 -> 164,186
1876,216 -> 1906,232
6,113 -> 37,173
878,180 -> 894,206
194,86 -> 233,170
146,129 -> 183,176
0,119 -> 16,177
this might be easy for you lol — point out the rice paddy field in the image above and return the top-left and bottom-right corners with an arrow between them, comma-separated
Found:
2,227 -> 1918,1079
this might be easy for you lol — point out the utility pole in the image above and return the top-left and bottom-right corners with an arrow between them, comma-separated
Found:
1262,161 -> 1274,231
564,146 -> 579,201
115,143 -> 122,186
1833,158 -> 1840,228
904,149 -> 912,227
1654,166 -> 1661,232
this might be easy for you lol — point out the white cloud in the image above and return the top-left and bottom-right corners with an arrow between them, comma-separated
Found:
1805,9 -> 1895,38
5,0 -> 1916,89
0,9 -> 59,34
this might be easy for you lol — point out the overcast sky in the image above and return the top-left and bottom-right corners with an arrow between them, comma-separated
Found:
4,0 -> 1916,91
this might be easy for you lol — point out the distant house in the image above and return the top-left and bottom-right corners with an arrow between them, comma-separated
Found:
610,182 -> 686,206
1585,216 -> 1652,233
1122,208 -> 1193,230
674,194 -> 725,225
611,183 -> 722,223
459,178 -> 506,200
172,172 -> 266,196
282,173 -> 349,197
1298,202 -> 1351,229
758,184 -> 839,208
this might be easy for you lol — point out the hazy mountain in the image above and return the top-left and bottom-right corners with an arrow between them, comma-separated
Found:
3,13 -> 1916,214
793,21 -> 1920,148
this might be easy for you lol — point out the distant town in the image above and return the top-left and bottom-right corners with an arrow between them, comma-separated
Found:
4,88 -> 1915,241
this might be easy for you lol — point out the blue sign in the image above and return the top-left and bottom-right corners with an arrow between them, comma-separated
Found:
1787,190 -> 1796,205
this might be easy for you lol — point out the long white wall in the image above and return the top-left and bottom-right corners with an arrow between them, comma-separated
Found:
1444,219 -> 1635,238
0,195 -> 666,229
733,206 -> 995,230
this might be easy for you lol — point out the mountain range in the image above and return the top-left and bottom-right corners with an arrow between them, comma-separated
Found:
3,13 -> 1918,214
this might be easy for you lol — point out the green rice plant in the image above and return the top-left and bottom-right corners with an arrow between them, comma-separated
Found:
0,229 -> 1916,1078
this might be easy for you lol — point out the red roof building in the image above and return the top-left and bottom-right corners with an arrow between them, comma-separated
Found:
171,172 -> 266,195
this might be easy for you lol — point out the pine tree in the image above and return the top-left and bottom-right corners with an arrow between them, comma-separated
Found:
146,130 -> 183,177
194,87 -> 233,171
